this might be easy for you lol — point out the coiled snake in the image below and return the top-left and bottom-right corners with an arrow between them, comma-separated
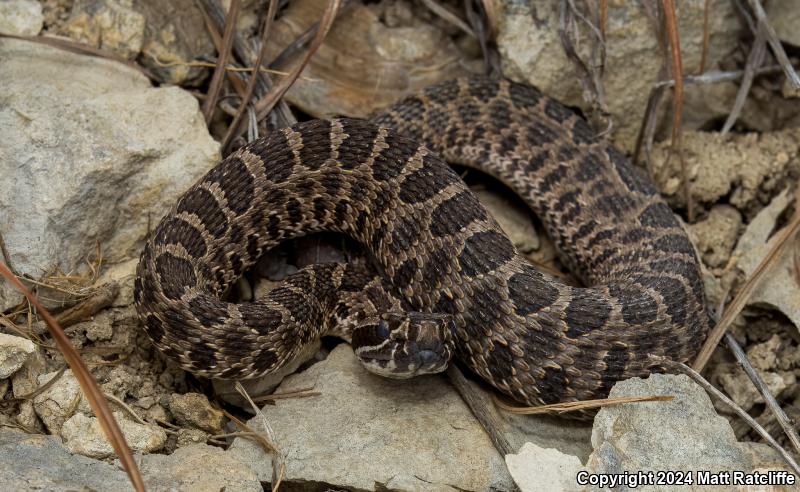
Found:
134,76 -> 710,409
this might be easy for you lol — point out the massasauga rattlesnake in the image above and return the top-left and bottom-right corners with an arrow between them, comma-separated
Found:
134,76 -> 711,409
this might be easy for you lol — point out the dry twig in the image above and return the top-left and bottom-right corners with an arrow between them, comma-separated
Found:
222,0 -> 279,153
253,0 -> 341,124
721,24 -> 767,135
200,0 -> 296,129
724,333 -> 800,455
201,0 -> 241,123
745,0 -> 800,89
446,364 -> 512,455
53,281 -> 119,329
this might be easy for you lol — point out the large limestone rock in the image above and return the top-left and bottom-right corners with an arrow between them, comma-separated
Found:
227,344 -> 592,491
494,1 -> 741,151
0,37 -> 219,311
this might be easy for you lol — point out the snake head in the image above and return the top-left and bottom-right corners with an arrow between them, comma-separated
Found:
352,312 -> 455,379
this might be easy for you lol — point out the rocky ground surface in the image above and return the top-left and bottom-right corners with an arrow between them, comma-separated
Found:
1,0 -> 800,491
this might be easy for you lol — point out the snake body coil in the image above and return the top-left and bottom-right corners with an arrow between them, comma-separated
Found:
134,77 -> 710,408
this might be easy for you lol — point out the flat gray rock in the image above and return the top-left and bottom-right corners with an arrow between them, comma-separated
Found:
227,344 -> 592,491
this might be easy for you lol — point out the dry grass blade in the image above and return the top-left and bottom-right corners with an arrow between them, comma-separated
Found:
234,381 -> 285,491
202,0 -> 241,123
222,0 -> 279,153
0,32 -> 157,81
0,263 -> 145,491
693,186 -> 800,371
746,0 -> 800,89
670,361 -> 800,476
420,0 -> 475,38
253,0 -> 341,124
697,0 -> 711,74
252,386 -> 320,403
493,394 -> 673,415
661,0 -> 692,221
724,333 -> 800,455
721,25 -> 766,135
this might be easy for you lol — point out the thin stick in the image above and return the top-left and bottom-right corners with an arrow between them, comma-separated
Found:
693,187 -> 800,370
724,333 -> 800,455
53,281 -> 119,329
199,0 -> 296,128
746,0 -> 800,89
253,0 -> 341,124
446,364 -> 512,455
222,0 -> 278,153
721,25 -> 766,135
653,64 -> 789,88
201,0 -> 241,123
0,263 -> 145,491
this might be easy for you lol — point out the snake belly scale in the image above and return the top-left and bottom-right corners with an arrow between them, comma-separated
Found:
134,76 -> 710,408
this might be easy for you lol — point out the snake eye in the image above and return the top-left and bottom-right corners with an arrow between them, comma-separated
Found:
375,320 -> 391,340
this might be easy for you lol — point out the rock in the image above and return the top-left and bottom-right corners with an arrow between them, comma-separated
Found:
175,428 -> 209,448
0,430 -> 133,491
139,443 -> 261,492
261,0 -> 474,119
226,344 -> 591,490
733,188 -> 800,329
60,0 -> 145,59
718,370 -> 794,411
169,393 -> 225,434
475,188 -> 540,253
137,0 -> 216,86
32,369 -> 89,434
686,205 -> 741,268
0,37 -> 219,311
61,411 -> 167,458
10,344 -> 45,397
767,0 -> 800,47
494,1 -> 740,151
15,400 -> 45,433
506,442 -> 583,492
586,374 -> 795,491
651,129 -> 800,213
747,334 -> 782,372
0,333 -> 35,379
0,429 -> 262,491
0,0 -> 43,35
